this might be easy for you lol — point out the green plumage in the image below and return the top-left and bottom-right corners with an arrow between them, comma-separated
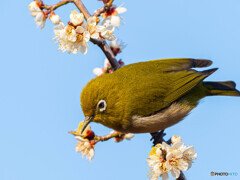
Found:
80,58 -> 240,133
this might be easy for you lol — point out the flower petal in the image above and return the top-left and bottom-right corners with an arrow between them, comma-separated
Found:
91,32 -> 99,39
93,68 -> 103,77
116,7 -> 127,14
79,42 -> 88,54
110,16 -> 121,27
171,168 -> 180,178
178,159 -> 189,171
76,26 -> 85,34
162,173 -> 169,180
83,31 -> 91,42
87,16 -> 97,26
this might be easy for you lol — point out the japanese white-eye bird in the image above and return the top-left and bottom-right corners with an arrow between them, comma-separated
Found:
80,59 -> 240,133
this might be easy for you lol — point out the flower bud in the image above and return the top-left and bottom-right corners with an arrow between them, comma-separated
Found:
171,135 -> 182,144
93,68 -> 104,77
124,133 -> 134,140
49,12 -> 61,25
29,1 -> 41,17
70,10 -> 84,26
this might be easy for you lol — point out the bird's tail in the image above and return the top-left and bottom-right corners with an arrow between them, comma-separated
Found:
204,81 -> 240,96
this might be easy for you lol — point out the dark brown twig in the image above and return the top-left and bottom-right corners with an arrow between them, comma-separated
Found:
43,0 -> 74,11
90,38 -> 120,70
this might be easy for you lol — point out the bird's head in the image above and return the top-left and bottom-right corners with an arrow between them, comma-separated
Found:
80,74 -> 125,133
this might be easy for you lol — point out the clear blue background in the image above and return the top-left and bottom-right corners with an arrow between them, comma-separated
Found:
1,0 -> 240,179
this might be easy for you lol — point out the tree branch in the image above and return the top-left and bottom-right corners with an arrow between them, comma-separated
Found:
73,0 -> 120,71
90,38 -> 120,70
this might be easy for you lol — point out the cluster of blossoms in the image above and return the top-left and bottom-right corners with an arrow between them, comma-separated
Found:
74,121 -> 95,161
29,1 -> 61,29
54,10 -> 115,54
71,121 -> 134,161
147,135 -> 197,180
29,0 -> 126,55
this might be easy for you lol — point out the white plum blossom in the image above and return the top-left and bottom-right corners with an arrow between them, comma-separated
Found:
54,22 -> 90,54
75,136 -> 95,161
147,136 -> 197,180
49,12 -> 61,25
86,16 -> 100,39
98,24 -> 115,41
87,16 -> 116,41
29,1 -> 46,29
147,142 -> 171,180
165,143 -> 189,178
182,146 -> 197,169
101,4 -> 127,27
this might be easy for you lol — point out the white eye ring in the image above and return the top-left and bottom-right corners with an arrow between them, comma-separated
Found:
97,100 -> 107,112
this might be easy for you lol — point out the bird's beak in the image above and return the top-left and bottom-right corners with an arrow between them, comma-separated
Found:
81,115 -> 94,134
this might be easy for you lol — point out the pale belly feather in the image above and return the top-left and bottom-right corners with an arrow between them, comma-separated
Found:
127,103 -> 194,133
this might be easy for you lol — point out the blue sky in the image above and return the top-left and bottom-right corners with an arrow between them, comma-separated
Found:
1,0 -> 240,180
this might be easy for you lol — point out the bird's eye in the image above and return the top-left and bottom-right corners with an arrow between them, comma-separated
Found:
97,100 -> 107,112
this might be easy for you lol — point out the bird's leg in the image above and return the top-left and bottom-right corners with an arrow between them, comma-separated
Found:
177,172 -> 186,180
150,130 -> 167,146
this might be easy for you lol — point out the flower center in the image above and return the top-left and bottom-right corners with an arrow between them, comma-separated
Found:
66,25 -> 75,36
169,157 -> 179,166
77,34 -> 83,41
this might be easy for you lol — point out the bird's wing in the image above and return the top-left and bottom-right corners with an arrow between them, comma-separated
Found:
119,58 -> 212,74
148,58 -> 212,71
116,59 -> 217,116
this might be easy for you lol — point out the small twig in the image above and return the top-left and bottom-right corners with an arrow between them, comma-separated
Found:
93,0 -> 114,17
43,0 -> 73,11
95,131 -> 123,142
70,130 -> 124,144
93,6 -> 108,17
